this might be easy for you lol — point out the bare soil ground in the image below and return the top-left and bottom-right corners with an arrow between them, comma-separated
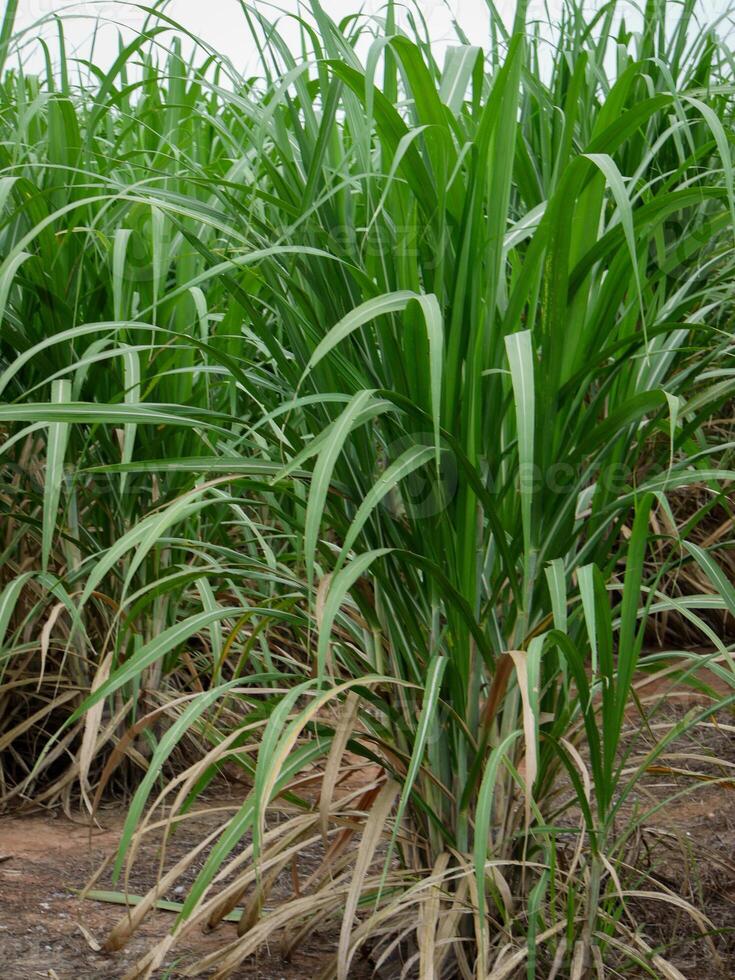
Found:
0,796 -> 371,980
619,686 -> 735,978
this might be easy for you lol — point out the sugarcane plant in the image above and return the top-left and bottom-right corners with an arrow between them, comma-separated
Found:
1,0 -> 735,975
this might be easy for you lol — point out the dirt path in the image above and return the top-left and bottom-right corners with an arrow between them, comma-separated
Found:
0,802 -> 367,980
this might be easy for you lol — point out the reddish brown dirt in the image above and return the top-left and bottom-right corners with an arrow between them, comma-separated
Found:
617,678 -> 735,977
0,800 -> 371,979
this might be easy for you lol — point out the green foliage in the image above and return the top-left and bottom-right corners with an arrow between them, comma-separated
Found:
1,1 -> 734,975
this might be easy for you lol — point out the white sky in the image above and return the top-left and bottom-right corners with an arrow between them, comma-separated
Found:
9,0 -> 735,76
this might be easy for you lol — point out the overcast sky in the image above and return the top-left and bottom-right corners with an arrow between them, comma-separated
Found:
10,0 -> 735,75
